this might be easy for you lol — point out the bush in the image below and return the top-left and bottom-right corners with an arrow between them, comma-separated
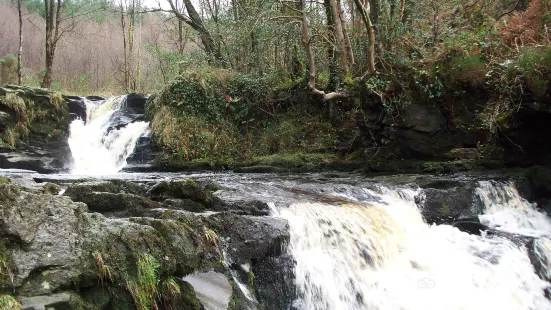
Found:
440,55 -> 487,87
499,0 -> 551,46
0,55 -> 17,84
517,46 -> 551,99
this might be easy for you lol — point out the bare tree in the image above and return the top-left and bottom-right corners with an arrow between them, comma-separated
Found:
42,0 -> 63,88
17,0 -> 22,85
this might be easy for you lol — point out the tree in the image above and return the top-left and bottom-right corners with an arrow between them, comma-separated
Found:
17,0 -> 22,85
167,0 -> 224,65
41,0 -> 63,88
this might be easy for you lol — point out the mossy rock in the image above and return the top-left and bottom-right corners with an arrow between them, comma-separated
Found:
0,177 -> 10,184
147,179 -> 220,208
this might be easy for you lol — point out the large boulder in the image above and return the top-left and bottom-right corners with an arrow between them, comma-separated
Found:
0,182 -> 221,309
210,213 -> 290,264
416,181 -> 484,224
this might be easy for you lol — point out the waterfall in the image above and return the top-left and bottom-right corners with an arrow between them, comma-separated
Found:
477,181 -> 551,237
268,183 -> 551,310
68,96 -> 149,175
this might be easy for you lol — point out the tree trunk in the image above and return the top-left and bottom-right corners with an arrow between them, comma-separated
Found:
299,0 -> 348,102
324,0 -> 339,91
42,0 -> 62,89
120,4 -> 129,90
328,0 -> 349,82
368,0 -> 380,55
353,0 -> 376,74
17,0 -> 23,85
338,0 -> 355,67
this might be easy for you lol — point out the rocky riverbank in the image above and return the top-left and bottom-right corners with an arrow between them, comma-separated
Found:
0,174 -> 292,310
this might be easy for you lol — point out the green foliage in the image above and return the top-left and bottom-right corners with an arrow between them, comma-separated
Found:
126,253 -> 160,310
442,55 -> 487,87
0,177 -> 11,184
517,46 -> 551,100
0,241 -> 13,287
0,55 -> 17,84
0,295 -> 21,310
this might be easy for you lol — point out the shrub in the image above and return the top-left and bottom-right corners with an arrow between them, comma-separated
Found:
499,0 -> 551,46
517,46 -> 551,99
0,55 -> 17,84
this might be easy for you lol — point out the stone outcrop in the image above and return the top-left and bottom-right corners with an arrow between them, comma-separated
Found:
0,176 -> 291,310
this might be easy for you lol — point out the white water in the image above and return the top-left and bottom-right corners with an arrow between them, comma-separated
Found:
478,181 -> 551,237
269,183 -> 551,310
68,96 -> 149,175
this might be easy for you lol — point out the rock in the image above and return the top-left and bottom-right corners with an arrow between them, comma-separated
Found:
0,184 -> 88,294
41,182 -> 60,195
253,255 -> 295,310
234,165 -> 287,173
400,103 -> 447,133
63,180 -> 149,196
183,271 -> 232,310
85,96 -> 105,101
64,190 -> 162,216
528,238 -> 551,282
452,220 -> 489,236
148,179 -> 222,208
417,183 -> 484,224
0,140 -> 73,173
215,190 -> 271,216
20,292 -> 72,310
65,97 -> 86,122
163,199 -> 207,213
210,213 -> 289,264
445,148 -> 479,160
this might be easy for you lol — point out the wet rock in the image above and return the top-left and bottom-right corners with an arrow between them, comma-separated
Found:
163,198 -> 207,213
64,180 -> 149,196
65,97 -> 86,122
64,190 -> 162,215
183,271 -> 232,310
528,238 -> 551,282
234,165 -> 287,174
452,220 -> 489,236
20,292 -> 73,310
253,254 -> 295,310
210,213 -> 289,264
215,190 -> 271,215
147,179 -> 222,208
85,95 -> 105,101
417,183 -> 484,224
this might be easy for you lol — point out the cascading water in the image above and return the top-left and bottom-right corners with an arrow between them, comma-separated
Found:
68,96 -> 149,174
265,181 -> 551,310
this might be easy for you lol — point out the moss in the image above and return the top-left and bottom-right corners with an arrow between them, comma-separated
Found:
0,241 -> 13,289
0,178 -> 10,184
0,85 -> 69,148
0,294 -> 21,310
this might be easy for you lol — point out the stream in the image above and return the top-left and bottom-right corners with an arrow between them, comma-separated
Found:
2,95 -> 551,310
